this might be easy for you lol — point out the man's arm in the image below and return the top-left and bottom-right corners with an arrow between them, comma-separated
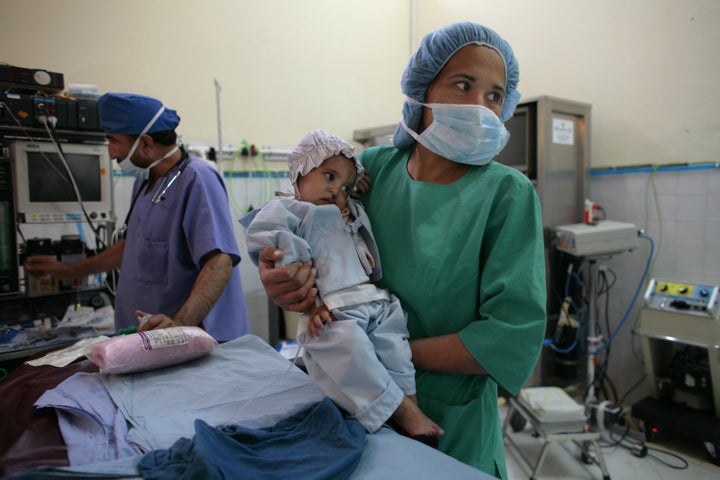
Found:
138,250 -> 232,331
23,240 -> 125,279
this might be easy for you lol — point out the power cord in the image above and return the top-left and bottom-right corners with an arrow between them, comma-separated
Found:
543,263 -> 586,353
39,115 -> 107,250
588,231 -> 655,355
600,422 -> 689,470
645,446 -> 689,469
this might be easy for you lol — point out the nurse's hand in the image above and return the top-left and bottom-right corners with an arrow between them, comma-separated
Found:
258,247 -> 317,313
135,310 -> 179,332
353,170 -> 372,197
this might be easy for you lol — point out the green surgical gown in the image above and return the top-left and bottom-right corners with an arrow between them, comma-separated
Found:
359,146 -> 546,478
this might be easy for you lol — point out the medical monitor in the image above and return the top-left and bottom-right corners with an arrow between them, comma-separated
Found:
11,140 -> 113,223
494,104 -> 536,179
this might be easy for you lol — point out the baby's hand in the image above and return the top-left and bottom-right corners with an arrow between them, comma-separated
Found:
307,304 -> 333,338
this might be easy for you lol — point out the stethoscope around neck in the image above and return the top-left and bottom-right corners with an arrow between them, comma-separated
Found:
119,149 -> 190,239
152,150 -> 191,204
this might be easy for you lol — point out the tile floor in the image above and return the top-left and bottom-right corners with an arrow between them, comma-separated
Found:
500,403 -> 720,479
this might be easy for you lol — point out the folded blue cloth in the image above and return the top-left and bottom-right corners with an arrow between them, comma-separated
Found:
137,397 -> 366,480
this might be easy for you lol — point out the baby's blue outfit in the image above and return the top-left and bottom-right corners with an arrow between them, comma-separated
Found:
242,198 -> 415,432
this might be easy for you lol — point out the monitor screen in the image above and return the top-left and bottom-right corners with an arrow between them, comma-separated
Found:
494,104 -> 536,180
495,109 -> 528,171
503,112 -> 527,168
11,140 -> 113,223
27,151 -> 102,202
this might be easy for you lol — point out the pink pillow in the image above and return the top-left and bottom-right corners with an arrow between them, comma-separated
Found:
90,326 -> 216,374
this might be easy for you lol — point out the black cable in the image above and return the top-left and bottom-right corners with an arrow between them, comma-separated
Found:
601,423 -> 631,448
619,374 -> 647,406
549,247 -> 575,321
601,423 -> 690,470
595,205 -> 607,220
605,267 -> 617,291
597,267 -> 616,294
600,269 -> 611,354
589,269 -> 609,400
590,267 -> 622,404
44,121 -> 108,251
604,375 -> 619,405
646,446 -> 689,470
16,223 -> 26,243
578,262 -> 590,355
601,270 -> 618,402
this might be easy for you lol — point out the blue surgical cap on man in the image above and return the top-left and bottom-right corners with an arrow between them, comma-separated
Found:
392,22 -> 521,149
98,93 -> 180,135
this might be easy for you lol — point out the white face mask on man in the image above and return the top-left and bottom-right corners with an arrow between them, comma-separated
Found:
117,105 -> 180,180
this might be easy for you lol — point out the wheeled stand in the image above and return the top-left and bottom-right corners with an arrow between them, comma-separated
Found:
503,396 -> 611,480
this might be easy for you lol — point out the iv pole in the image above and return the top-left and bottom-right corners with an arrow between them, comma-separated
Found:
214,78 -> 224,178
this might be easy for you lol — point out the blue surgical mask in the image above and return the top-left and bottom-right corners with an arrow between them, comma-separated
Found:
116,105 -> 178,180
400,97 -> 510,166
118,144 -> 179,180
118,155 -> 161,180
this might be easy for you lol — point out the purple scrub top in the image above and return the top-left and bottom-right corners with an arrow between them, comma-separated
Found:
115,155 -> 249,341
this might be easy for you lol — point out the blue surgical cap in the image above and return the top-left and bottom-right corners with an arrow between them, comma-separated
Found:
392,22 -> 521,149
98,93 -> 180,135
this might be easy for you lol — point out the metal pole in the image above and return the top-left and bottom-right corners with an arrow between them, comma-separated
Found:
214,79 -> 224,177
587,258 -> 599,405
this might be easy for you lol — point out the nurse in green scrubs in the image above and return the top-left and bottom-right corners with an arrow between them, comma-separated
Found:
257,22 -> 546,479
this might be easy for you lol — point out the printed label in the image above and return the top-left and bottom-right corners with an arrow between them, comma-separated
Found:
137,327 -> 189,351
552,118 -> 575,145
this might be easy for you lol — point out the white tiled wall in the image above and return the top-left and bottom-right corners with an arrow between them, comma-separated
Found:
591,165 -> 720,285
586,165 -> 720,406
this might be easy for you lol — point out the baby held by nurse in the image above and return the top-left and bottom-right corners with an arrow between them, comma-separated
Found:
241,130 -> 443,445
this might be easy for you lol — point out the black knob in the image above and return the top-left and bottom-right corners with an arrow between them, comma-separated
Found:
90,295 -> 105,308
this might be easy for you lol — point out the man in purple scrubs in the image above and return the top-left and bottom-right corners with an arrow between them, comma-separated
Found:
23,93 -> 249,341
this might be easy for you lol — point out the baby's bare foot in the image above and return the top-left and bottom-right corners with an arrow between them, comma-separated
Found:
391,396 -> 444,439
